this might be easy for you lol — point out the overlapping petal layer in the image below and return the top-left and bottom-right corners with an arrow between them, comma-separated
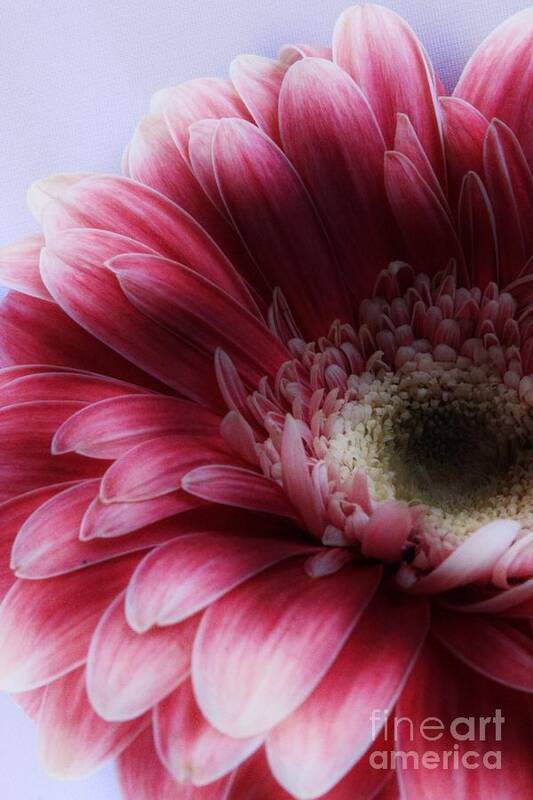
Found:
0,5 -> 532,800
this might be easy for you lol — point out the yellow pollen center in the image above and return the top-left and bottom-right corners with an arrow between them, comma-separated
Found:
326,359 -> 533,542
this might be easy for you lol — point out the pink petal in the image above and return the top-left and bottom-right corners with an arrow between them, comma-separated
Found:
118,726 -> 233,800
230,56 -> 287,143
27,172 -> 92,224
42,174 -> 253,308
212,118 -> 350,339
454,7 -> 533,170
152,77 -> 252,160
12,686 -> 47,720
86,592 -> 197,721
266,589 -> 428,798
11,478 -> 97,574
126,533 -> 315,632
82,503 -> 260,546
227,749 -> 293,799
109,253 -> 287,383
393,112 -> 448,209
182,464 -> 298,520
0,292 -> 157,387
483,120 -> 533,284
439,96 -> 488,202
128,113 -> 267,301
38,666 -> 148,778
374,777 -> 401,800
192,558 -> 381,737
0,364 -> 82,389
0,400 -> 106,501
52,393 -> 221,459
0,370 -> 146,408
188,120 -> 227,215
458,170 -> 499,287
333,4 -> 444,182
80,492 -> 203,540
312,737 -> 394,800
384,151 -> 463,275
229,746 -> 393,800
432,611 -> 533,692
121,143 -> 131,175
278,57 -> 394,297
154,678 -> 262,785
409,519 -> 520,594
397,638 -> 533,798
0,232 -> 51,300
127,112 -> 216,219
40,244 -> 222,409
11,480 -> 195,578
0,553 -> 140,691
0,482 -> 77,600
279,44 -> 332,65
100,435 -> 231,502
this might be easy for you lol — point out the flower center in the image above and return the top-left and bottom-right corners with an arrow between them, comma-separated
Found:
327,361 -> 533,540
230,265 -> 533,564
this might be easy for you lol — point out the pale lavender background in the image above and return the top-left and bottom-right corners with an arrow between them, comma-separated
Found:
0,0 -> 529,797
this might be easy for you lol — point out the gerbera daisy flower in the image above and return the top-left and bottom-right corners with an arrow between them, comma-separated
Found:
0,4 -> 532,798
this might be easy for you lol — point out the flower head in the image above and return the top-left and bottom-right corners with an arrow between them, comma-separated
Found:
0,5 -> 532,799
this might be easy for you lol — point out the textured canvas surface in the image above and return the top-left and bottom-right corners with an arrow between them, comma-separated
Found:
0,0 -> 529,797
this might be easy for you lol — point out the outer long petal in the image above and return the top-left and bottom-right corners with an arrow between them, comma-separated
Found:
230,55 -> 288,144
109,253 -> 289,385
40,244 -> 223,409
439,97 -> 488,203
152,77 -> 252,160
397,638 -> 533,798
125,533 -> 315,632
11,480 -> 198,578
38,666 -> 148,779
192,558 -> 381,737
100,434 -> 232,502
266,589 -> 428,798
384,151 -> 463,275
86,592 -> 197,721
454,7 -> 533,170
0,553 -> 140,691
213,118 -> 350,339
279,57 -> 394,297
129,112 -> 263,295
0,233 -> 51,300
333,4 -> 444,182
42,175 -> 254,309
118,726 -> 233,800
0,370 -> 146,408
182,464 -> 299,521
52,393 -> 221,459
432,611 -> 533,693
80,492 -> 203,540
0,482 -> 78,600
0,401 -> 106,501
154,679 -> 262,785
483,120 -> 533,284
0,292 -> 156,388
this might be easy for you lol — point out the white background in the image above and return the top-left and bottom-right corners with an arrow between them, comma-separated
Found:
0,1 -> 529,797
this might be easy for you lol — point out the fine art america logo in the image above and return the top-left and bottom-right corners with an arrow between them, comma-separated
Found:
369,709 -> 505,770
